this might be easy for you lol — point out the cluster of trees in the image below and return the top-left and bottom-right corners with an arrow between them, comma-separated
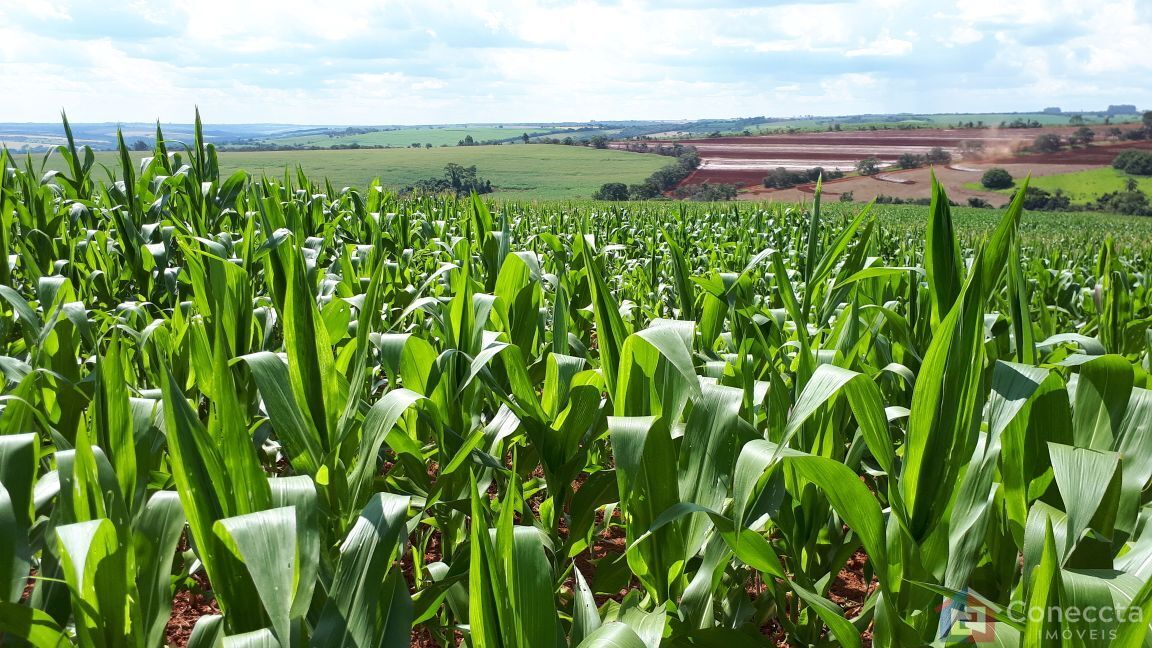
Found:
1015,186 -> 1150,215
1014,187 -> 1073,211
1001,118 -> 1044,128
530,135 -> 610,148
1025,114 -> 1152,153
762,166 -> 844,189
593,148 -> 702,200
457,134 -> 537,146
1096,188 -> 1151,215
619,142 -> 697,158
673,182 -> 739,201
225,141 -> 439,152
895,147 -> 954,169
1027,129 -> 1103,152
1107,113 -> 1152,141
1113,150 -> 1152,176
990,177 -> 1151,216
326,126 -> 380,137
404,163 -> 493,197
644,149 -> 701,191
873,195 -> 935,206
964,182 -> 1150,215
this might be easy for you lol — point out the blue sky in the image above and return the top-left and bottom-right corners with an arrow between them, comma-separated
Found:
1,0 -> 1149,124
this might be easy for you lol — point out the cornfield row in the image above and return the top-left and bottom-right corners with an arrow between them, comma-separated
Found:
1,115 -> 1151,647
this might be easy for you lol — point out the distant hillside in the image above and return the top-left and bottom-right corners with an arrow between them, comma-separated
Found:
1,109 -> 1143,153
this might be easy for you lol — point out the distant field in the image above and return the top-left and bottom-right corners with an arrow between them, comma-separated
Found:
81,144 -> 667,200
1020,168 -> 1152,200
263,126 -> 565,148
745,112 -> 1141,134
964,168 -> 1152,199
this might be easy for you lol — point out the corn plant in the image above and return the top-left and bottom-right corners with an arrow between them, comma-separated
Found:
0,114 -> 1151,647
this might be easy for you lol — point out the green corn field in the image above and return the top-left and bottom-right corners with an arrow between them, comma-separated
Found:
0,112 -> 1151,648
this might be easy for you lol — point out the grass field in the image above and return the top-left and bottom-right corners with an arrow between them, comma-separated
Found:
262,126 -> 564,148
965,167 -> 1152,200
83,144 -> 668,199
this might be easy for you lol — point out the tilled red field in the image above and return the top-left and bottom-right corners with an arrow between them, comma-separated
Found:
647,127 -> 1152,196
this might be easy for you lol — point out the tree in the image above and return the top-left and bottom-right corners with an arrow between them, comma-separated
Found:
628,183 -> 658,199
1068,114 -> 1085,126
628,182 -> 660,200
925,147 -> 953,166
131,139 -> 150,151
897,153 -> 924,169
839,191 -> 854,203
458,135 -> 475,146
589,136 -> 608,149
1031,133 -> 1063,153
593,182 -> 629,201
1143,110 -> 1152,132
521,133 -> 530,144
855,157 -> 881,176
968,197 -> 992,208
981,168 -> 1014,189
407,163 -> 493,197
1070,127 -> 1095,147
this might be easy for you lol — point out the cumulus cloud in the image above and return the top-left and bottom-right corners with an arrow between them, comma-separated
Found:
0,0 -> 1148,123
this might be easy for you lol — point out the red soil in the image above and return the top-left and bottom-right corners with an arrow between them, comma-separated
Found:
165,571 -> 220,648
653,127 -> 1152,193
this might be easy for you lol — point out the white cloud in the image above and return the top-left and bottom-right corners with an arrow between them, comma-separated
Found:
944,25 -> 983,47
0,0 -> 1148,123
846,33 -> 915,57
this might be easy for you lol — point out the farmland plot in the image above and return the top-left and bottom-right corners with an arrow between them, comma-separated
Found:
1,117 -> 1152,647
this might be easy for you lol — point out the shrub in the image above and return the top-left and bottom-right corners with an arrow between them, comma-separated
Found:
1112,150 -> 1152,176
981,168 -> 1014,189
628,182 -> 660,200
594,182 -> 630,201
925,147 -> 953,166
897,153 -> 925,169
1012,186 -> 1071,211
856,157 -> 881,176
762,167 -> 843,189
839,191 -> 854,202
1096,190 -> 1151,215
968,197 -> 992,208
1031,133 -> 1064,153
